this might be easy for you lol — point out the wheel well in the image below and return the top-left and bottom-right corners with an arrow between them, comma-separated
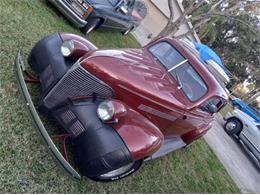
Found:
227,117 -> 243,129
96,17 -> 104,29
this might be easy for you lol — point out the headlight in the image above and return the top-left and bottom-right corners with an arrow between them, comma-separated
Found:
97,101 -> 115,121
61,40 -> 74,57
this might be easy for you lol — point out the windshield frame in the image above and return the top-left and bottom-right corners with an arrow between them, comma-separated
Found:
148,41 -> 209,102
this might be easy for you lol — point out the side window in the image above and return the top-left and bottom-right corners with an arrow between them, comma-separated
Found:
199,97 -> 224,113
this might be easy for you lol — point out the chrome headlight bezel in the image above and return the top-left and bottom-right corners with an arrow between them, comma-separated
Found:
61,40 -> 74,57
97,100 -> 115,121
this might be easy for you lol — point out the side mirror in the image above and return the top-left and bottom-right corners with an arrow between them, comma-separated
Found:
208,104 -> 218,114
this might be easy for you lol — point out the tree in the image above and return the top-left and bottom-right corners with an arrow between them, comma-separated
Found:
154,0 -> 260,40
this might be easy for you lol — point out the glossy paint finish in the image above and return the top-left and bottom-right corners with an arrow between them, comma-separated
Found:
111,100 -> 128,120
60,33 -> 228,160
181,123 -> 212,145
113,108 -> 164,160
61,33 -> 98,50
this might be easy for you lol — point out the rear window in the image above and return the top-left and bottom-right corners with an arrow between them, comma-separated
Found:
149,42 -> 208,101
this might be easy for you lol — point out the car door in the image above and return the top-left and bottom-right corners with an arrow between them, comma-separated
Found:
102,2 -> 133,30
240,121 -> 260,160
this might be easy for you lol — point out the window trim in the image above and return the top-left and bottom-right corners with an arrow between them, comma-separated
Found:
148,41 -> 209,102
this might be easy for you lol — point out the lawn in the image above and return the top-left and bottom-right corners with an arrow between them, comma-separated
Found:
0,0 -> 239,193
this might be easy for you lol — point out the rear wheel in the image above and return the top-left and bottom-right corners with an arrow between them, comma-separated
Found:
224,118 -> 242,135
89,160 -> 143,182
80,18 -> 101,34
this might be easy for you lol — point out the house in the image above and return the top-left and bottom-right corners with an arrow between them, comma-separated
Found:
133,0 -> 200,45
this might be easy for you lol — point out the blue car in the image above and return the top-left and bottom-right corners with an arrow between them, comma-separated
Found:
232,98 -> 260,122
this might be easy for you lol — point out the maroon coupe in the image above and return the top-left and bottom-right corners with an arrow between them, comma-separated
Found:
15,32 -> 228,181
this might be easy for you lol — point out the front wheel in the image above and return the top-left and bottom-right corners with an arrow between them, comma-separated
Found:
80,18 -> 101,34
89,160 -> 143,182
224,118 -> 242,135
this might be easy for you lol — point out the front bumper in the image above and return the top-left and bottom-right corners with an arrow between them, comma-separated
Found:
15,51 -> 81,179
48,0 -> 87,27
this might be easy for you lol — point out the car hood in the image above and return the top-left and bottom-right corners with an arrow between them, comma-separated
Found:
80,49 -> 189,110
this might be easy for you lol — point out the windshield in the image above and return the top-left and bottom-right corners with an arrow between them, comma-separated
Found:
149,42 -> 208,101
108,0 -> 134,7
108,0 -> 120,6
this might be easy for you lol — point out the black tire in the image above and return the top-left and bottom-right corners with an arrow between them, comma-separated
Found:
80,18 -> 101,34
88,160 -> 143,182
224,118 -> 242,135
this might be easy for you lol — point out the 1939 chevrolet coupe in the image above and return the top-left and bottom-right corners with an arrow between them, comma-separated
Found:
15,33 -> 228,181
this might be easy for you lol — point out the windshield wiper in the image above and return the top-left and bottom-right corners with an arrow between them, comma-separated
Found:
162,59 -> 188,79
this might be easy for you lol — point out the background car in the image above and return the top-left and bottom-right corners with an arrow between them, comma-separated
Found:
48,0 -> 147,34
224,108 -> 260,168
231,98 -> 260,122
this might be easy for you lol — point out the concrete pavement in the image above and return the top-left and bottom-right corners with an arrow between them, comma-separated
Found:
204,115 -> 260,193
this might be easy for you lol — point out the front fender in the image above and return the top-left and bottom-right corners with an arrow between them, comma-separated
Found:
60,32 -> 98,51
113,109 -> 164,161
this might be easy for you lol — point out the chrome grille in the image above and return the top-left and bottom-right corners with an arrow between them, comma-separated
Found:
43,63 -> 113,108
65,0 -> 88,17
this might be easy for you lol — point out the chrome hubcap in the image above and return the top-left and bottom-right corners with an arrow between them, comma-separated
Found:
100,162 -> 134,177
226,121 -> 236,131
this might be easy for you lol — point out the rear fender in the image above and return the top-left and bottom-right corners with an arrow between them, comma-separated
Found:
113,108 -> 164,161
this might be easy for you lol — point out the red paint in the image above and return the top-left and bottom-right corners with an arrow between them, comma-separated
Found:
111,100 -> 128,120
181,123 -> 212,145
60,33 -> 228,160
113,108 -> 164,160
60,32 -> 97,51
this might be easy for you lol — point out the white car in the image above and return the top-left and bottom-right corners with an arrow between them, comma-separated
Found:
224,108 -> 260,167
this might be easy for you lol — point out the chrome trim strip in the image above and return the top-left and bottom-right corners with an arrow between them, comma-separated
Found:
15,51 -> 81,179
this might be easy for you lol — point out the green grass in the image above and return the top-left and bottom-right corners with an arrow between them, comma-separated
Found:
0,0 -> 239,193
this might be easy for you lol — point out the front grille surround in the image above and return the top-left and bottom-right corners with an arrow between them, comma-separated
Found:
43,62 -> 113,109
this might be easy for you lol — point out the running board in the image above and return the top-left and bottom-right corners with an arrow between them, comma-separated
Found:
145,137 -> 186,161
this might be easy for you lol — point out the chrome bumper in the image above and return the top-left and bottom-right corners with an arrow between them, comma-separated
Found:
15,51 -> 81,179
48,0 -> 87,27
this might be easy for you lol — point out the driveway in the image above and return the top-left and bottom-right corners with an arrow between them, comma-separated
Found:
204,115 -> 260,193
